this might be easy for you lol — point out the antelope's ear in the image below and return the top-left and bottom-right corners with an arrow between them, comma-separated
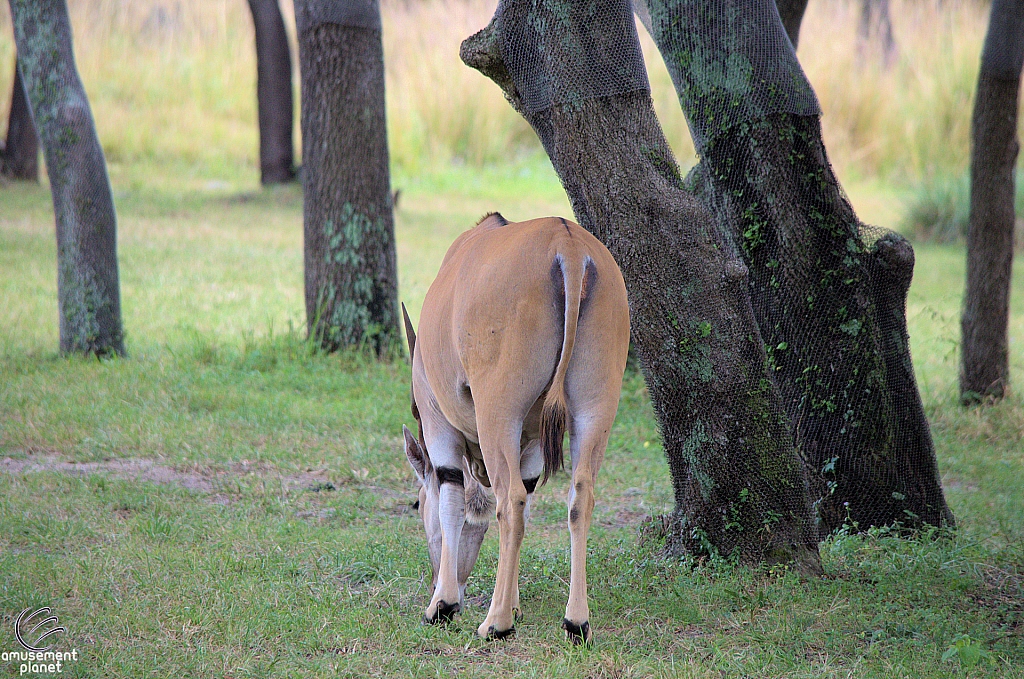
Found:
403,425 -> 429,481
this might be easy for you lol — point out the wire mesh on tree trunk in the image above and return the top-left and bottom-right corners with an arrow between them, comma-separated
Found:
646,0 -> 951,535
467,0 -> 822,569
469,0 -> 951,554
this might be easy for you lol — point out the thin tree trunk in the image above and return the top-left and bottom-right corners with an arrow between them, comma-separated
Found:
775,0 -> 809,48
462,4 -> 821,572
1,58 -> 39,181
644,0 -> 951,534
961,0 -> 1024,403
858,0 -> 898,67
247,0 -> 295,184
9,0 -> 124,356
295,0 -> 400,355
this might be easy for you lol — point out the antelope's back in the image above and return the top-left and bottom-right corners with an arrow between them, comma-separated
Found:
416,215 -> 627,420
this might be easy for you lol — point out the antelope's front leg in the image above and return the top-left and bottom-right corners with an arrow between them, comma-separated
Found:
424,464 -> 466,624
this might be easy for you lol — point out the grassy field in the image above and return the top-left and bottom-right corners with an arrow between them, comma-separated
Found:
2,0 -> 1024,676
2,158 -> 1023,677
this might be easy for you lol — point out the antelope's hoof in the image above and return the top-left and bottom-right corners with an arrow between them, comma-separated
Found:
483,624 -> 516,641
423,600 -> 460,625
513,607 -> 523,622
562,618 -> 592,645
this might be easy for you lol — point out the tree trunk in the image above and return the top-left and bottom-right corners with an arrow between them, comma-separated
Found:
462,2 -> 821,572
858,0 -> 898,68
644,0 -> 952,534
775,0 -> 809,49
1,58 -> 40,181
247,0 -> 295,184
295,0 -> 400,355
9,0 -> 124,357
961,0 -> 1024,403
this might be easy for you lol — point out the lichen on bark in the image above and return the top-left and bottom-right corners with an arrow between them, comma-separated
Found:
10,0 -> 124,357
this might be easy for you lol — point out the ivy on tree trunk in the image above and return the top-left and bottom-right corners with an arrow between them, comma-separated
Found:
295,0 -> 400,355
643,0 -> 952,534
9,0 -> 124,357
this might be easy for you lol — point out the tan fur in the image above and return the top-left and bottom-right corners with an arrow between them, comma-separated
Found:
409,214 -> 630,641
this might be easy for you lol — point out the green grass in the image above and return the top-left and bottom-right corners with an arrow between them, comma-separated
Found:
2,158 -> 1023,678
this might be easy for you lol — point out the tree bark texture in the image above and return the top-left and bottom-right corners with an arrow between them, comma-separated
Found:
775,0 -> 809,49
247,0 -> 295,184
961,0 -> 1024,403
644,0 -> 951,535
296,1 -> 399,355
1,58 -> 40,181
462,7 -> 821,572
9,0 -> 124,356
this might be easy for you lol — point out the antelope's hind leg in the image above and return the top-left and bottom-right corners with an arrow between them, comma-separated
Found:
475,419 -> 529,640
562,414 -> 615,645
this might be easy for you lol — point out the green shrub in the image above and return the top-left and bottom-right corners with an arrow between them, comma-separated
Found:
903,172 -> 1024,244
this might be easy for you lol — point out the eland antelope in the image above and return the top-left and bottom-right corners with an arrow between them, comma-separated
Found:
402,213 -> 630,643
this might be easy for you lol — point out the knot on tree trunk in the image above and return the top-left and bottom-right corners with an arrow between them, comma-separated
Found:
460,20 -> 520,111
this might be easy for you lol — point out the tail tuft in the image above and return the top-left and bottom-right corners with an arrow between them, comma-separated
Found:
540,393 -> 568,484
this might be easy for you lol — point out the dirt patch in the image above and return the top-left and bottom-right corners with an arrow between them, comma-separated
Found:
0,456 -> 215,492
0,454 -> 411,507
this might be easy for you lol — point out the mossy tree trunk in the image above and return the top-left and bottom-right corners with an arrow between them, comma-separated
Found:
295,0 -> 399,354
643,0 -> 951,535
1,58 -> 39,181
247,0 -> 295,184
462,5 -> 821,572
961,0 -> 1024,403
9,0 -> 124,356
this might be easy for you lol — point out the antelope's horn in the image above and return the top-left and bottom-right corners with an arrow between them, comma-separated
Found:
401,302 -> 416,360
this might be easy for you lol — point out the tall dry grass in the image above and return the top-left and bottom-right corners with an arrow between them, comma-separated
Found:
0,0 -> 998,183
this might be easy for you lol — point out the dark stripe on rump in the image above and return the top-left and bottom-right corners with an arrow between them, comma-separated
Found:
549,256 -> 566,382
436,466 -> 464,486
579,257 -> 598,313
559,217 -> 571,235
523,477 -> 539,494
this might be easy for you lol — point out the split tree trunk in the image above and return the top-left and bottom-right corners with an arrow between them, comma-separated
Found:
643,0 -> 951,534
9,0 -> 124,356
1,58 -> 39,181
960,0 -> 1024,403
247,0 -> 295,184
462,5 -> 821,572
295,0 -> 400,354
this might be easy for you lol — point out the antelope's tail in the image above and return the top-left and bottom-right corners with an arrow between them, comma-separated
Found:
540,253 -> 596,484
